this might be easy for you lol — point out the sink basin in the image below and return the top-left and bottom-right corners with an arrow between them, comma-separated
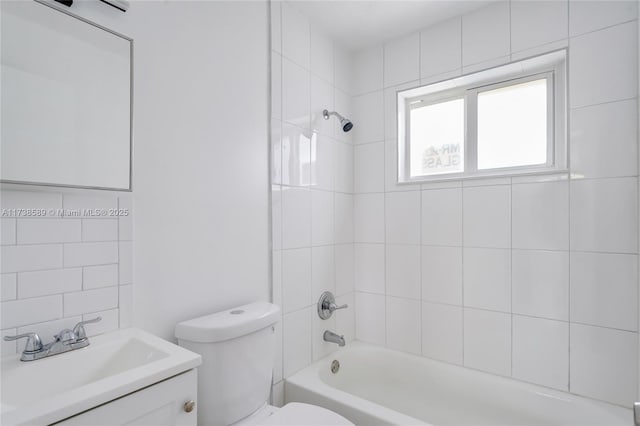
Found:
1,328 -> 201,425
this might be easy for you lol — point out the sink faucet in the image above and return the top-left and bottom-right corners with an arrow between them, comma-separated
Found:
4,317 -> 101,361
323,330 -> 346,347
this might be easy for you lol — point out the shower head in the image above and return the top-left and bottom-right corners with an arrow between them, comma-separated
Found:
323,109 -> 353,133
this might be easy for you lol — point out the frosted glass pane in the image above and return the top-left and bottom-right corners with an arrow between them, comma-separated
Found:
409,98 -> 464,177
477,79 -> 548,170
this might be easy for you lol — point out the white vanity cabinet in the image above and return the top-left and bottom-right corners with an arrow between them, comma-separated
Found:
55,370 -> 198,426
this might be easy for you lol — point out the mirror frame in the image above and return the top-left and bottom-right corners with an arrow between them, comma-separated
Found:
1,0 -> 134,192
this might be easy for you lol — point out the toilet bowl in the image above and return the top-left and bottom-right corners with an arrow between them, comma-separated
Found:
175,302 -> 353,426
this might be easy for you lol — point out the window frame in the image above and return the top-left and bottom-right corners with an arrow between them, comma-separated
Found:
397,50 -> 566,183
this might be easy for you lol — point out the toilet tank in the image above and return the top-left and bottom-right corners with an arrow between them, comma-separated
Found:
175,302 -> 280,426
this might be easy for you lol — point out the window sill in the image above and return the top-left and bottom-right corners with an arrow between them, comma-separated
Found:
398,168 -> 570,186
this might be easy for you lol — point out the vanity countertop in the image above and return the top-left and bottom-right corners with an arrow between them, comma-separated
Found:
1,327 -> 201,425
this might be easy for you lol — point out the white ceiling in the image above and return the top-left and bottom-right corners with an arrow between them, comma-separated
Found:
291,0 -> 495,51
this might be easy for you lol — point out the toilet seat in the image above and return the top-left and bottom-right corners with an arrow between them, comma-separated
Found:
237,403 -> 353,426
260,403 -> 353,426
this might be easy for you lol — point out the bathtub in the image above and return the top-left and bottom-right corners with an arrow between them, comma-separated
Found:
285,342 -> 631,426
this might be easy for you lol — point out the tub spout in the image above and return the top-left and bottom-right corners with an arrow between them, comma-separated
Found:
323,330 -> 345,347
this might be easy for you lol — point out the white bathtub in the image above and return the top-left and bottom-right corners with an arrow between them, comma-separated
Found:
285,342 -> 631,426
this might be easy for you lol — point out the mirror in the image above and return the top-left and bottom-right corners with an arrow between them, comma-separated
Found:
1,0 -> 132,190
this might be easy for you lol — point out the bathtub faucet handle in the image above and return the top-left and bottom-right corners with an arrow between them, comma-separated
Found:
318,291 -> 348,320
329,302 -> 348,312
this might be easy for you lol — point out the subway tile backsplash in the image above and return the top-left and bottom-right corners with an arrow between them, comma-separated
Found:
0,189 -> 133,354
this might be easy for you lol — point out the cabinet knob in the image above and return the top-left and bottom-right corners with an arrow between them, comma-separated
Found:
184,400 -> 195,413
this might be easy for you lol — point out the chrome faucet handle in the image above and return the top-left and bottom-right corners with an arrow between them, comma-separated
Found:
328,302 -> 348,312
3,332 -> 43,352
72,316 -> 102,341
54,329 -> 77,343
318,291 -> 349,320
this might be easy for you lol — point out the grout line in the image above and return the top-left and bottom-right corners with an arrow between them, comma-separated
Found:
419,185 -> 424,357
382,41 -> 387,349
568,18 -> 639,41
509,177 -> 514,378
459,13 -> 463,70
116,197 -> 121,328
569,96 -> 639,112
461,180 -> 465,366
508,0 -> 513,62
567,3 -> 572,385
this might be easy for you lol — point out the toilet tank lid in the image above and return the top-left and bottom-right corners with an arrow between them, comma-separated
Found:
175,302 -> 280,343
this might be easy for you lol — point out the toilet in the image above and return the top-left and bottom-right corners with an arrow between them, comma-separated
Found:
175,302 -> 353,426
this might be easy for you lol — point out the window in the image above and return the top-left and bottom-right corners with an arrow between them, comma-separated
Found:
398,50 -> 566,182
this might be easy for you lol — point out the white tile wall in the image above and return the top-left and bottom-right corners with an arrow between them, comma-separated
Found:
84,262 -> 118,290
311,190 -> 334,246
512,315 -> 569,391
64,287 -> 118,317
312,246 -> 335,302
354,244 -> 385,294
463,248 -> 511,312
463,185 -> 511,248
354,142 -> 384,194
1,244 -> 63,273
463,308 -> 511,376
355,291 -> 385,345
386,296 -> 421,354
64,242 -> 118,268
569,0 -> 638,37
383,33 -> 420,88
570,323 -> 638,406
570,99 -> 638,179
570,252 -> 638,331
385,191 -> 420,245
18,269 -> 82,298
461,1 -> 510,66
281,2 -> 310,68
386,244 -> 420,299
420,18 -> 461,79
511,1 -> 568,53
512,250 -> 569,321
282,307 -> 312,377
281,248 -> 311,313
421,188 -> 462,246
422,246 -> 462,305
349,0 -> 639,407
0,190 -> 133,354
354,194 -> 384,243
353,91 -> 384,145
569,21 -> 637,108
282,59 -> 311,129
311,79 -> 334,138
352,46 -> 383,96
570,177 -> 638,254
311,134 -> 334,191
271,2 -> 355,390
1,274 -> 17,302
512,181 -> 569,251
17,219 -> 81,244
421,302 -> 463,365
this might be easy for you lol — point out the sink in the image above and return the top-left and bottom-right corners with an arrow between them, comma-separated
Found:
1,328 -> 201,425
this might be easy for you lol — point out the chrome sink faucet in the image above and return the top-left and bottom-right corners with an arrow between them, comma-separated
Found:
4,317 -> 101,361
323,330 -> 346,347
